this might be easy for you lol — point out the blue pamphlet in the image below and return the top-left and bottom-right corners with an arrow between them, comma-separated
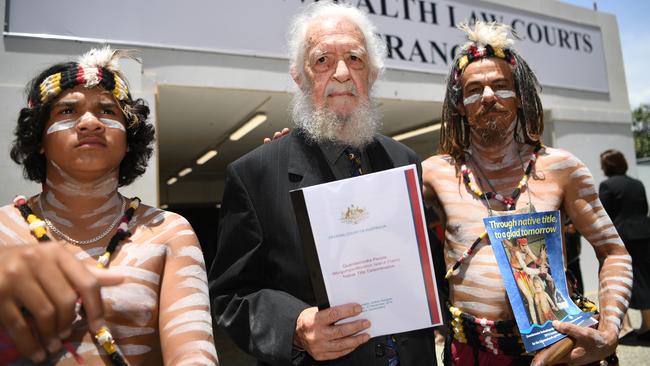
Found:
483,210 -> 597,352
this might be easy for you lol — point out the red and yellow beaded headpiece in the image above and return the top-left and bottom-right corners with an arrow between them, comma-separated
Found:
30,46 -> 135,107
452,21 -> 517,82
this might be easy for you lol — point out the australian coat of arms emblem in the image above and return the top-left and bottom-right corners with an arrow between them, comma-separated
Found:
340,204 -> 368,224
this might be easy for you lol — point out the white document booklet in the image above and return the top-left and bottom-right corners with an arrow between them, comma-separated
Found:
291,164 -> 442,337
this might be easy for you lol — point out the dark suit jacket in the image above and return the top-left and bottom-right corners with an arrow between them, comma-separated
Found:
209,130 -> 438,366
599,174 -> 650,241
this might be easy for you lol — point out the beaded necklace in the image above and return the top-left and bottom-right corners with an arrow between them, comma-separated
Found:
445,144 -> 543,279
13,194 -> 140,366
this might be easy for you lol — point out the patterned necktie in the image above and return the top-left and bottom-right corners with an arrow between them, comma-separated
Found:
344,147 -> 363,177
344,147 -> 399,365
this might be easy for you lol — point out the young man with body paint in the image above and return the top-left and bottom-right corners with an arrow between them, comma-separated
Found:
0,47 -> 218,365
422,21 -> 631,365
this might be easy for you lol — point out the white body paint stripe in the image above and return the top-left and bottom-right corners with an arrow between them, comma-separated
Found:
609,262 -> 633,271
453,301 -> 503,313
171,340 -> 218,362
611,294 -> 630,308
609,254 -> 632,262
601,284 -> 632,297
168,321 -> 213,337
175,355 -> 217,366
75,247 -> 106,260
110,265 -> 161,284
453,285 -> 506,301
177,265 -> 209,280
603,305 -> 624,316
163,310 -> 213,330
107,323 -> 155,338
177,245 -> 206,265
167,293 -> 210,313
605,315 -> 622,330
178,277 -> 209,293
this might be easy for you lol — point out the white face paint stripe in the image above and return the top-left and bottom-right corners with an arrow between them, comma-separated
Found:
495,90 -> 516,99
163,310 -> 213,331
168,321 -> 213,337
46,117 -> 125,135
166,293 -> 210,313
46,119 -> 77,134
100,118 -> 126,131
462,90 -> 516,106
463,94 -> 481,106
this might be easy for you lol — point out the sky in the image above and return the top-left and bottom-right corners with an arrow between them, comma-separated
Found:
559,0 -> 650,109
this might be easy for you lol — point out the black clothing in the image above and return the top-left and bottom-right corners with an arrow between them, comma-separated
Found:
599,174 -> 650,309
209,130 -> 438,365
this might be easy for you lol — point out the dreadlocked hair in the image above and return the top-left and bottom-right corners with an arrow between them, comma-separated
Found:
439,21 -> 544,171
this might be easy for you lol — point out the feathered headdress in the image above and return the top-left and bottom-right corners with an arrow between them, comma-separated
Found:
31,45 -> 139,107
453,21 -> 517,76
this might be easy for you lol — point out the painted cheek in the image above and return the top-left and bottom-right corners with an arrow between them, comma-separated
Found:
494,90 -> 516,99
46,119 -> 77,134
46,117 -> 126,134
463,94 -> 481,106
99,118 -> 126,132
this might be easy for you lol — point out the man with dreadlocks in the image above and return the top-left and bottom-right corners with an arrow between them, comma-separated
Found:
422,21 -> 631,365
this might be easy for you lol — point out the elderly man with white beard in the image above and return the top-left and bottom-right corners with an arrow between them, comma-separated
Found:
209,2 -> 439,366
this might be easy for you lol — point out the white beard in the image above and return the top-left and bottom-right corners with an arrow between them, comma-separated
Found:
290,86 -> 381,148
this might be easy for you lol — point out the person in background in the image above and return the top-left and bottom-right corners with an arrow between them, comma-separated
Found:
599,149 -> 650,341
564,217 -> 584,295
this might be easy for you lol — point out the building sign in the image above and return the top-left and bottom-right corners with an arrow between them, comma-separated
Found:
5,0 -> 609,92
